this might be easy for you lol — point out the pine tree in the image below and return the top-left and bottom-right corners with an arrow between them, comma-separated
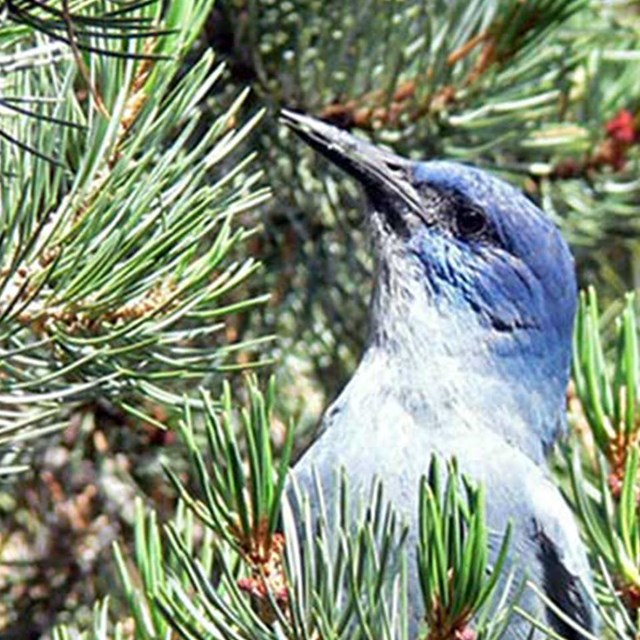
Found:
1,0 -> 640,638
0,0 -> 268,632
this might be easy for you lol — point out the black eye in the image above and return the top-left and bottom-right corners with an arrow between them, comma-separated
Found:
455,206 -> 487,237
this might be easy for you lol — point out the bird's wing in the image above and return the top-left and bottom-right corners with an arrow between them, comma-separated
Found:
533,525 -> 594,638
527,477 -> 596,639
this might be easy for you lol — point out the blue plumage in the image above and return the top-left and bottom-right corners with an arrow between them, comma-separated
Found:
407,161 -> 577,454
281,110 -> 595,639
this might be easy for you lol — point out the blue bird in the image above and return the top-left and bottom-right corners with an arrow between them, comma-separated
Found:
281,110 -> 596,639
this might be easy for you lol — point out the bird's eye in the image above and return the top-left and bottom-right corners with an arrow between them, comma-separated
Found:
455,206 -> 487,237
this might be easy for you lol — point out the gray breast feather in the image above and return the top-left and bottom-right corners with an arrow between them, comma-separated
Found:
288,403 -> 595,639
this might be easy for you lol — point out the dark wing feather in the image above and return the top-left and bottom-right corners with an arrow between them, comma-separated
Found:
535,526 -> 594,638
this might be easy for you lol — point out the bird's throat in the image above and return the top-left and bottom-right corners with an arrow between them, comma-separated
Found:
363,260 -> 561,464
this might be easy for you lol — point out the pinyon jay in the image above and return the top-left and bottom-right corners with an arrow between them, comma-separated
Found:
281,109 -> 595,639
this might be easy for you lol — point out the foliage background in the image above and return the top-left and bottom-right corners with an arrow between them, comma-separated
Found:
1,0 -> 640,638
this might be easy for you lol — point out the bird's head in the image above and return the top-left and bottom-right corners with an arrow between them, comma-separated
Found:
282,110 -> 577,456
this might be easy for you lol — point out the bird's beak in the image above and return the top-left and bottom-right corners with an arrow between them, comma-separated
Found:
280,109 -> 424,219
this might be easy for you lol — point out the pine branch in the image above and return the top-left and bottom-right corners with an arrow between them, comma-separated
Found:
563,288 -> 640,637
417,458 -> 514,640
572,288 -> 639,485
1,0 -> 271,425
